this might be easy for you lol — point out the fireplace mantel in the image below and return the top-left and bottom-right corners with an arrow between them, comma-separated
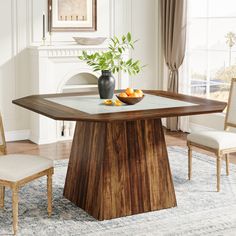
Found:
28,43 -> 130,144
29,43 -> 109,58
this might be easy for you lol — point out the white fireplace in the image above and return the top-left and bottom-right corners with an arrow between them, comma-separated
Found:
28,43 -> 130,144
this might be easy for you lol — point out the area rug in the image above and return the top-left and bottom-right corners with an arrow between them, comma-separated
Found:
1,146 -> 236,236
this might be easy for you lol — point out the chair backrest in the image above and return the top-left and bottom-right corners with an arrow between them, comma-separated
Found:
0,113 -> 6,155
225,78 -> 236,130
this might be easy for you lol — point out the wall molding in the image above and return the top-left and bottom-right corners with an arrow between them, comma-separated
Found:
5,129 -> 30,142
109,0 -> 115,37
11,0 -> 17,101
29,44 -> 109,58
155,0 -> 164,90
29,134 -> 57,145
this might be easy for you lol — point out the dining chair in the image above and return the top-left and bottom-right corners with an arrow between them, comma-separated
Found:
187,78 -> 236,192
0,113 -> 54,235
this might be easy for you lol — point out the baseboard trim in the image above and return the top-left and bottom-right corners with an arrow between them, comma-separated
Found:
5,129 -> 30,142
29,134 -> 58,145
5,129 -> 71,144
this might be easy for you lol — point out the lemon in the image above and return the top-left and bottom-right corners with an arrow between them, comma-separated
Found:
103,99 -> 113,105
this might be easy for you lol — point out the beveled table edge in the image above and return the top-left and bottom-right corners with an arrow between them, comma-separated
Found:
12,90 -> 227,122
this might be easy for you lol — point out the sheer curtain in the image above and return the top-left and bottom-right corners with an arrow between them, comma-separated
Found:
179,0 -> 236,132
178,58 -> 191,132
178,13 -> 191,132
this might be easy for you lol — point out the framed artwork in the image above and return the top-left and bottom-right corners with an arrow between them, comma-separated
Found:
48,0 -> 97,32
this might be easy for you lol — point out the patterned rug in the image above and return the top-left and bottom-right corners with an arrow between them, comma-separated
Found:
1,146 -> 236,236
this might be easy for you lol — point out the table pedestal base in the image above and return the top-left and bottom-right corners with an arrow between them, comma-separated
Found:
63,118 -> 177,220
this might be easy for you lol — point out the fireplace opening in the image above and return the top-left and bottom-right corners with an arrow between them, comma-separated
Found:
58,72 -> 98,140
61,72 -> 98,93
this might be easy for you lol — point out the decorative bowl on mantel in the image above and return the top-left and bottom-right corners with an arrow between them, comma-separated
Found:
73,37 -> 106,45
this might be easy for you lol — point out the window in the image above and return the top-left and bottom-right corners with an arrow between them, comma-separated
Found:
185,0 -> 236,103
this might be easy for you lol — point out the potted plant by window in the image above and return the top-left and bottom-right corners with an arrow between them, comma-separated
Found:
79,32 -> 144,99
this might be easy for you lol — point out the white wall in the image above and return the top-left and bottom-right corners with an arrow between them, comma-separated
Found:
0,0 -> 31,141
30,0 -> 112,43
113,0 -> 159,89
0,0 -> 159,141
130,0 -> 159,89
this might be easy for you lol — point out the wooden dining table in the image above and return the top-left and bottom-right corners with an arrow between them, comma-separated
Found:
13,90 -> 227,220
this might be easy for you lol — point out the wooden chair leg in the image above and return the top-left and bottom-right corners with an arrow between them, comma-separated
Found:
0,186 -> 5,208
12,186 -> 19,235
188,144 -> 192,180
216,156 -> 222,192
47,169 -> 53,217
225,154 -> 230,176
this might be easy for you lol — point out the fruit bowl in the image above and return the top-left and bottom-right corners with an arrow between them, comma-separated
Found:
116,94 -> 145,105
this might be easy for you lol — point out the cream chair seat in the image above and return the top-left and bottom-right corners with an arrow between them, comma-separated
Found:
188,131 -> 236,150
187,78 -> 236,192
0,154 -> 53,182
0,113 -> 54,235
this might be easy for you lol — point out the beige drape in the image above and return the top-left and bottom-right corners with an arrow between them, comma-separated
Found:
160,0 -> 187,131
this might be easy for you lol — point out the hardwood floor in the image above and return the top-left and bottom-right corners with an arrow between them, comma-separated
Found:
3,129 -> 236,164
5,140 -> 71,160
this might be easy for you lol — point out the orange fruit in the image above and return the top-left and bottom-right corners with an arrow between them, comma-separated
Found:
135,89 -> 143,96
119,92 -> 128,97
114,99 -> 122,106
125,88 -> 134,96
130,92 -> 140,98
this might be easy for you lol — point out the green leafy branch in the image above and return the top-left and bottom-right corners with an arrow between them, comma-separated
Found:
78,32 -> 145,75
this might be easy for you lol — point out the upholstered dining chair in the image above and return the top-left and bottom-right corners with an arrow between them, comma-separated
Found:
0,113 -> 54,235
187,78 -> 236,192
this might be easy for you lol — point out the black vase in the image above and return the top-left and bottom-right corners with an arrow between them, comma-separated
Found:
98,70 -> 115,99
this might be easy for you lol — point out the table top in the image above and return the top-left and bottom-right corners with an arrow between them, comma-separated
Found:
46,94 -> 197,115
12,90 -> 227,122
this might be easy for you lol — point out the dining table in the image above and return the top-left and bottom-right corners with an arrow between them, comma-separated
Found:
13,90 -> 227,220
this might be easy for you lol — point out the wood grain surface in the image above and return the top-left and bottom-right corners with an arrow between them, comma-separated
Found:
63,118 -> 177,220
12,90 -> 227,122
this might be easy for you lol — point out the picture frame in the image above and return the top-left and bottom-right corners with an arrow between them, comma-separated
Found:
48,0 -> 97,32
